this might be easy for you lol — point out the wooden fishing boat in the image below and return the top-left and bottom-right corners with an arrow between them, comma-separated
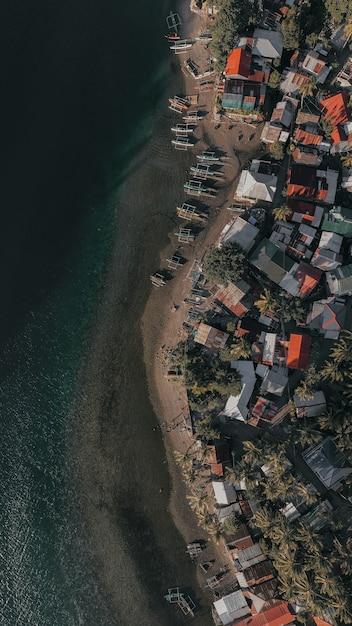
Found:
171,136 -> 193,150
171,123 -> 194,135
196,150 -> 220,162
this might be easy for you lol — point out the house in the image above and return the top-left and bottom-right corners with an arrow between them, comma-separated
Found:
302,499 -> 333,531
207,440 -> 231,477
288,200 -> 324,228
222,79 -> 267,116
321,92 -> 352,153
217,501 -> 242,524
261,97 -> 295,144
287,165 -> 338,205
236,560 -> 275,588
313,616 -> 334,626
341,169 -> 352,192
280,501 -> 301,522
269,221 -> 317,260
327,264 -> 352,296
213,590 -> 251,625
234,161 -> 278,205
223,361 -> 256,422
306,297 -> 345,340
234,601 -> 295,626
212,480 -> 238,506
250,239 -> 294,285
311,231 -> 343,271
251,28 -> 283,60
322,206 -> 352,237
280,69 -> 313,95
221,216 -> 259,251
303,437 -> 352,491
293,124 -> 325,148
279,261 -> 321,298
215,280 -> 252,319
335,55 -> 352,88
224,524 -> 254,552
296,110 -> 321,125
225,46 -> 270,82
194,323 -> 229,350
294,391 -> 327,418
260,365 -> 288,396
286,333 -> 311,370
292,146 -> 322,167
301,48 -> 331,84
234,543 -> 267,570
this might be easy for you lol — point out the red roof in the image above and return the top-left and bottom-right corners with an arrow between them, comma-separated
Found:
287,333 -> 311,370
294,128 -> 323,146
296,262 -> 321,297
235,602 -> 294,626
313,618 -> 333,626
225,47 -> 251,78
321,92 -> 349,126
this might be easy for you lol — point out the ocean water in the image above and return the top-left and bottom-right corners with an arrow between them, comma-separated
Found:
0,1 -> 212,625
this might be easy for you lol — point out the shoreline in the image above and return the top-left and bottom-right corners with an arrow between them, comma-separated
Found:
141,1 -> 264,610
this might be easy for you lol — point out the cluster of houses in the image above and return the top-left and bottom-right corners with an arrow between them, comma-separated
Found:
207,440 -> 339,626
181,2 -> 352,625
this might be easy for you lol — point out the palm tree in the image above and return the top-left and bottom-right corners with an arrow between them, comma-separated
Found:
242,440 -> 262,465
187,493 -> 208,515
321,360 -> 345,383
227,337 -> 252,360
295,482 -> 318,506
330,330 -> 352,364
174,449 -> 193,470
272,205 -> 292,221
252,507 -> 276,534
299,77 -> 316,105
344,19 -> 352,41
254,288 -> 280,315
208,521 -> 223,544
341,153 -> 352,168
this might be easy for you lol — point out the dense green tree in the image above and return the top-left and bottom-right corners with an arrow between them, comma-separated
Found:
210,0 -> 261,67
282,8 -> 300,50
324,0 -> 352,26
268,69 -> 281,89
203,242 -> 247,286
269,141 -> 285,161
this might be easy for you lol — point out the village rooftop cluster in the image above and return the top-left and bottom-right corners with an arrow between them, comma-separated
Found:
163,0 -> 352,625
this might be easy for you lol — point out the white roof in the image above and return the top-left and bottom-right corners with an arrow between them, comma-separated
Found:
236,168 -> 277,203
319,231 -> 343,253
260,365 -> 288,396
222,216 -> 259,251
262,332 -> 277,365
213,590 -> 250,625
223,361 -> 256,421
212,480 -> 237,506
252,28 -> 283,59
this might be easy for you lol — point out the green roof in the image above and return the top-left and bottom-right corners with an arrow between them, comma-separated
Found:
250,238 -> 295,284
322,207 -> 352,236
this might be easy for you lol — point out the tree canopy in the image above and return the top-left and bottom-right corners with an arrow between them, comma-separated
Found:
203,243 -> 247,286
211,0 -> 261,67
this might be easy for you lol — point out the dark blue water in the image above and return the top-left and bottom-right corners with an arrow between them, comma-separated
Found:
0,1 -> 213,624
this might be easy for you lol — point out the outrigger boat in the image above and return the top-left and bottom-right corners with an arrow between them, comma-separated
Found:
176,202 -> 208,222
184,179 -> 216,198
171,136 -> 193,150
190,163 -> 224,180
168,95 -> 190,113
164,587 -> 196,617
170,39 -> 194,54
171,123 -> 194,135
164,32 -> 180,41
183,110 -> 202,122
197,150 -> 220,162
150,272 -> 166,287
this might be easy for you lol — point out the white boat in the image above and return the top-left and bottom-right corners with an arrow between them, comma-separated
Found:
196,150 -> 220,162
171,136 -> 193,150
171,123 -> 194,135
170,39 -> 194,53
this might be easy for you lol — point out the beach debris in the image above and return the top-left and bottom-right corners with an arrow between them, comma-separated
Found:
186,542 -> 203,559
164,587 -> 196,617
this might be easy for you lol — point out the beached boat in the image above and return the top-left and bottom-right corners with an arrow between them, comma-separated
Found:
166,10 -> 181,33
197,150 -> 220,162
171,123 -> 194,135
171,136 -> 193,150
184,180 -> 216,197
164,33 -> 180,41
164,587 -> 196,617
168,95 -> 190,113
170,39 -> 194,53
176,202 -> 208,222
190,163 -> 224,181
183,110 -> 202,122
184,58 -> 199,78
150,272 -> 166,287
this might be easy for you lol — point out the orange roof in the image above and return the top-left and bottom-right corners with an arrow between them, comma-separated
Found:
287,333 -> 311,370
211,462 -> 224,477
321,92 -> 349,126
298,264 -> 321,297
235,602 -> 294,626
294,128 -> 323,146
225,47 -> 251,78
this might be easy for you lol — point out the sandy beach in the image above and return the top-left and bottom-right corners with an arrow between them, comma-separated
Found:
142,0 -> 264,602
